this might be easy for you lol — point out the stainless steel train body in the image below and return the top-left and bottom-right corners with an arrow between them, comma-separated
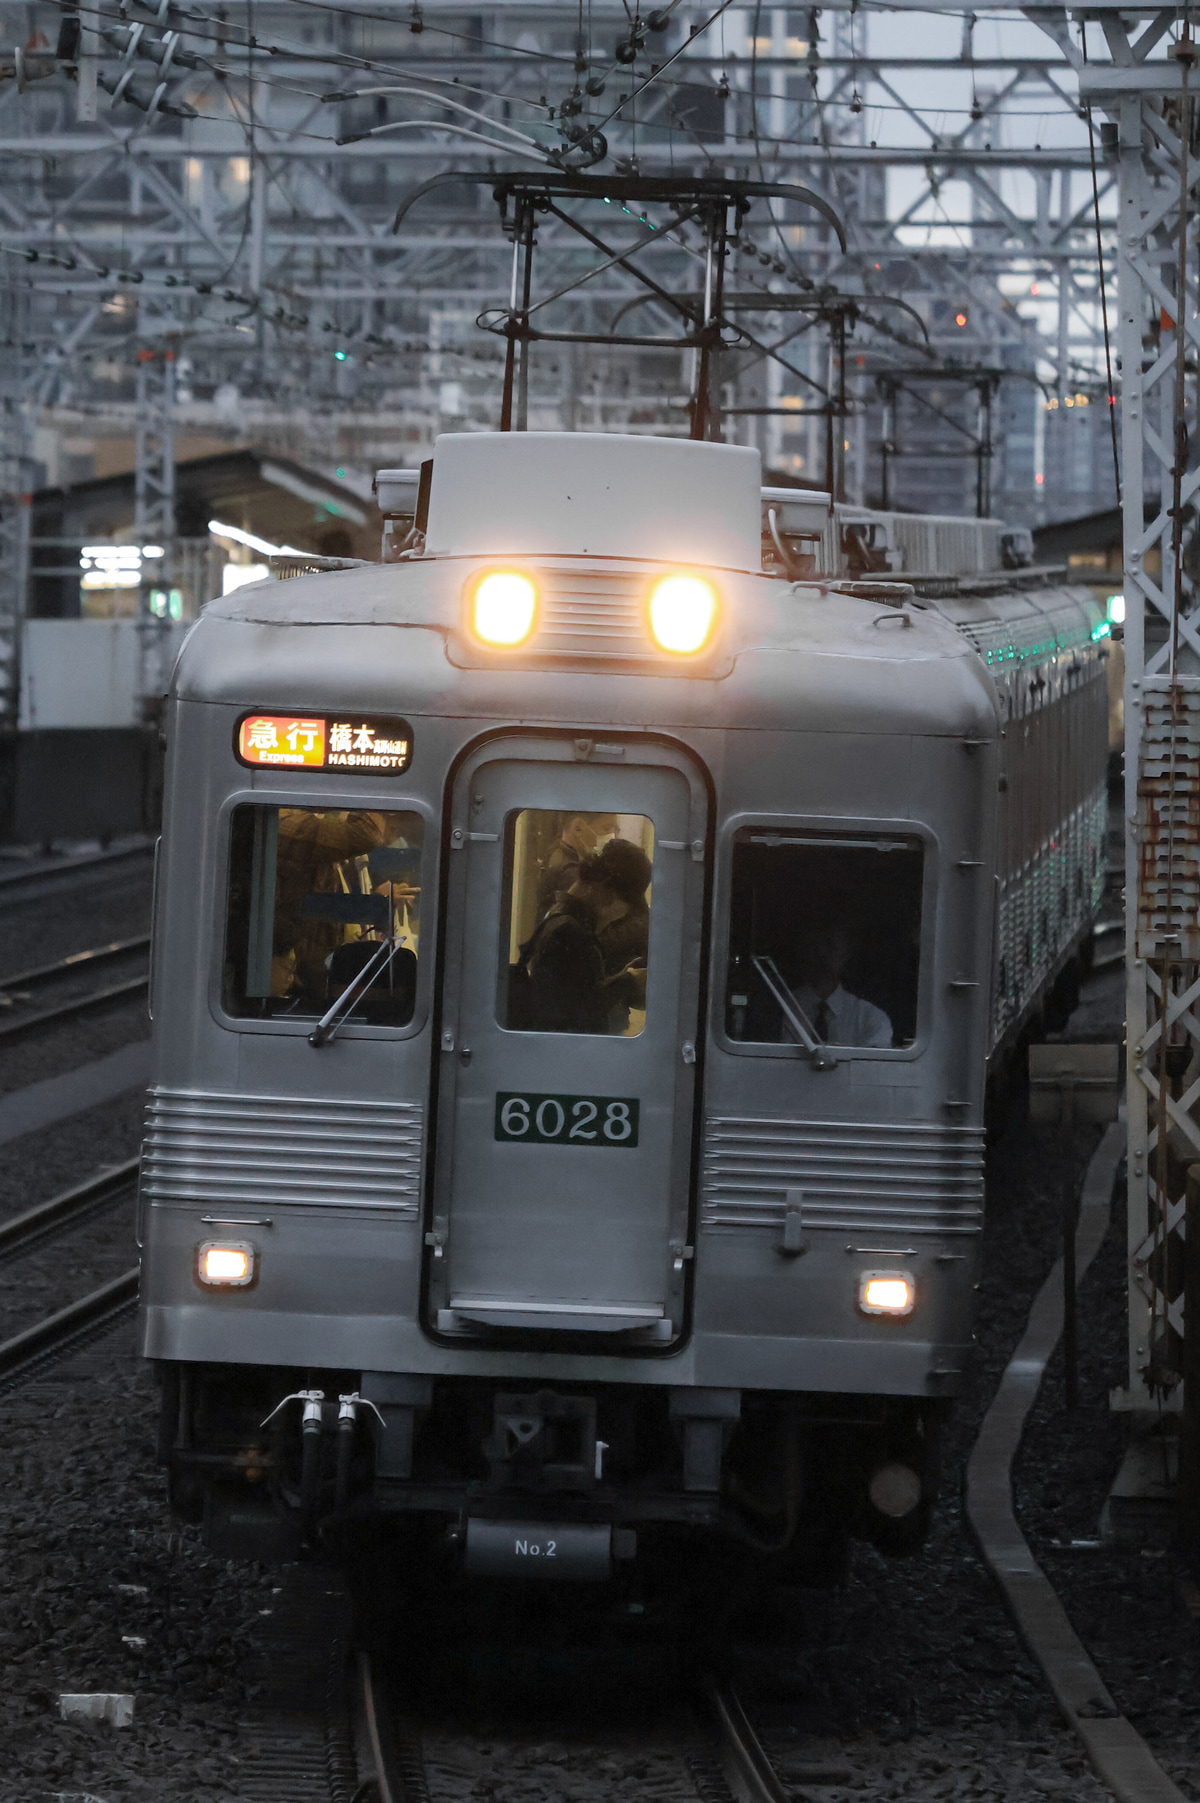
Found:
140,431 -> 1110,1575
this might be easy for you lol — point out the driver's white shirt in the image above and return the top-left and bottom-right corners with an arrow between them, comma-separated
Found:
786,982 -> 893,1049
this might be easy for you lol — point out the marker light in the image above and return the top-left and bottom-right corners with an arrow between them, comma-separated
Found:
197,1241 -> 255,1287
858,1271 -> 915,1316
471,571 -> 537,646
648,574 -> 718,655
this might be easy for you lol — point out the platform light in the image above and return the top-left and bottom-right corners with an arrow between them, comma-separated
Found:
471,570 -> 537,646
80,544 -> 142,589
197,1241 -> 256,1287
648,574 -> 718,655
222,563 -> 270,596
209,519 -> 305,559
858,1271 -> 915,1316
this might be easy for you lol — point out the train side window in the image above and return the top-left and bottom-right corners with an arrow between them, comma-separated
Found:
500,809 -> 654,1036
725,829 -> 924,1049
224,805 -> 423,1024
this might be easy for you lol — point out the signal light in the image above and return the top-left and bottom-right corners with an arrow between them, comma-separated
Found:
648,574 -> 718,655
954,309 -> 969,328
858,1272 -> 915,1316
470,570 -> 538,646
197,1241 -> 256,1287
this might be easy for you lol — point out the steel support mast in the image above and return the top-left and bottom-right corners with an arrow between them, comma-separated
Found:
1079,23 -> 1200,1415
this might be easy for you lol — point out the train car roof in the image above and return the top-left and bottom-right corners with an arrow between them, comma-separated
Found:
174,558 -> 1016,742
172,432 -> 1101,744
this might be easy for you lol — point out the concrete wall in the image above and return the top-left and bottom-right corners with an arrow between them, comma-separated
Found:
19,620 -> 188,730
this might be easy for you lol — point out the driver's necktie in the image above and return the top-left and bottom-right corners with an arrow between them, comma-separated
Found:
815,1000 -> 832,1043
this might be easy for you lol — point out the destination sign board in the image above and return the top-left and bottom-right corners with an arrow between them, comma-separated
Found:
235,714 -> 413,774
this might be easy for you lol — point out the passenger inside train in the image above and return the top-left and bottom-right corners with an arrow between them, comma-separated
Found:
223,805 -> 423,1024
504,810 -> 653,1035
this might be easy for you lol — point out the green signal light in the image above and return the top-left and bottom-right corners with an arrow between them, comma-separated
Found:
334,350 -> 347,361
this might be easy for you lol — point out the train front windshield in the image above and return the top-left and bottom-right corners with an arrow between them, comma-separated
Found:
223,805 -> 423,1024
725,829 -> 924,1048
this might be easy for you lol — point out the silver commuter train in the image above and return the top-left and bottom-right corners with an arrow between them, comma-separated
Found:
140,429 -> 1110,1577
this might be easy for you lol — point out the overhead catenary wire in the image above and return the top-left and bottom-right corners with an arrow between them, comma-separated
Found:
1,0 -> 1125,142
0,0 -> 1133,450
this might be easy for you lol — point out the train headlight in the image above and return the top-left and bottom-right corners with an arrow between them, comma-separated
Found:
470,570 -> 537,646
648,574 -> 718,655
197,1241 -> 256,1287
858,1272 -> 915,1316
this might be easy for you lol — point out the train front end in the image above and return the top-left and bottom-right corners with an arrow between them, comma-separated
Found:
140,430 -> 1000,1580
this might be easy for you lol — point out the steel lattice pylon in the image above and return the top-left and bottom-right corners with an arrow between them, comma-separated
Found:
1078,30 -> 1200,1410
133,296 -> 177,718
0,283 -> 27,729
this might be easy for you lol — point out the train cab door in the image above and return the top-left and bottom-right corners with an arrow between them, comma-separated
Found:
428,736 -> 707,1342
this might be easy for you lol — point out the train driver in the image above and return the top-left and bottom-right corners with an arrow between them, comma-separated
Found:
786,917 -> 893,1049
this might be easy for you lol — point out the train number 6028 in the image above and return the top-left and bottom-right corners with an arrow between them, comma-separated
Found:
494,1091 -> 640,1148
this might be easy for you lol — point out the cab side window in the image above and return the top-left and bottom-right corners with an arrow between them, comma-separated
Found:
725,829 -> 923,1048
224,805 -> 423,1025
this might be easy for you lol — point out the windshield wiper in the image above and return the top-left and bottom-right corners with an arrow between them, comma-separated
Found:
751,954 -> 837,1069
308,937 -> 400,1047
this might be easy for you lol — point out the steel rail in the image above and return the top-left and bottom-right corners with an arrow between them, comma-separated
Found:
358,1651 -> 400,1803
0,934 -> 150,994
0,974 -> 148,1043
0,1158 -> 139,1258
708,1683 -> 790,1803
356,1651 -> 430,1803
0,1267 -> 139,1383
358,1655 -> 787,1803
0,843 -> 153,904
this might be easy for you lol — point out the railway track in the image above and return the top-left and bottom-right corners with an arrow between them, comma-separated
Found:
0,840 -> 154,910
0,1265 -> 139,1390
0,934 -> 149,1041
0,1155 -> 138,1255
352,1655 -> 790,1803
0,1159 -> 141,1390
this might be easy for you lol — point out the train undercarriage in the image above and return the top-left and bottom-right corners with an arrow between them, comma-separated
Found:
157,1362 -> 947,1580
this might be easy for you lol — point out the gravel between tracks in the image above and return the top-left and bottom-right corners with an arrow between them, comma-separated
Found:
0,994 -> 150,1099
0,1192 -> 138,1342
0,858 -> 153,1097
0,858 -> 154,973
1015,1173 -> 1200,1799
0,1089 -> 144,1225
0,1320 -> 277,1803
0,860 -> 153,983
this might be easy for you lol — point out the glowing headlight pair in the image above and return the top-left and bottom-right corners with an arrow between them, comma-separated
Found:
469,570 -> 718,656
